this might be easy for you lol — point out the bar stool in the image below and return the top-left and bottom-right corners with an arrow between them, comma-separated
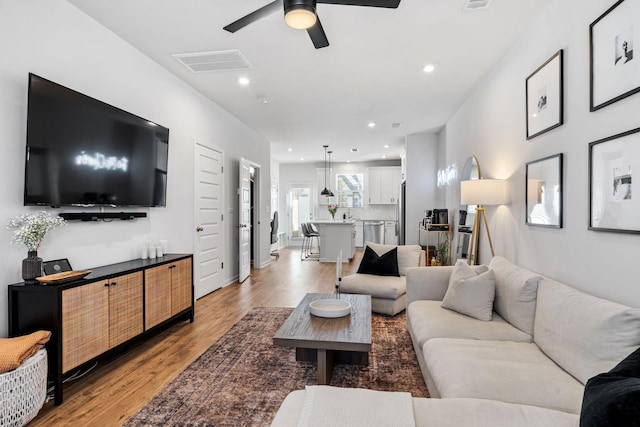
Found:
301,223 -> 320,261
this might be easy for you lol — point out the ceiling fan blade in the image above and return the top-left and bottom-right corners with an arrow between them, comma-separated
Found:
223,0 -> 283,33
307,17 -> 329,49
317,0 -> 400,7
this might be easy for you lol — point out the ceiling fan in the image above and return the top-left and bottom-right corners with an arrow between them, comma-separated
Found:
223,0 -> 401,49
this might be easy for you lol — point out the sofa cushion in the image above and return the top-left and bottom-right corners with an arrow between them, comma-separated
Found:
423,338 -> 584,413
580,347 -> 640,427
442,261 -> 495,321
341,273 -> 406,299
413,398 -> 579,427
365,242 -> 422,276
534,278 -> 640,385
407,300 -> 532,351
357,246 -> 400,277
272,391 -> 580,427
488,256 -> 541,336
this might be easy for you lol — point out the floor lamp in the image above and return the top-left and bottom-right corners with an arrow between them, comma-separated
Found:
460,179 -> 508,265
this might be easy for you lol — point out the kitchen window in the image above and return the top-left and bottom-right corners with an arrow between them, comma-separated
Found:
336,173 -> 363,208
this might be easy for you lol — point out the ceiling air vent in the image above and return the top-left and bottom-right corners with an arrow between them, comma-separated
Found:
172,50 -> 251,73
463,0 -> 493,11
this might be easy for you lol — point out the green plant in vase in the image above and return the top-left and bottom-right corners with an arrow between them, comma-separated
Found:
327,204 -> 338,220
436,236 -> 449,266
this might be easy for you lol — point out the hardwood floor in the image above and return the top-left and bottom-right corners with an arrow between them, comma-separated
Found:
31,248 -> 364,426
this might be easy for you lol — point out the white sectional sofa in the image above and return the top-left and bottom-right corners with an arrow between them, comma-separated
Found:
406,256 -> 640,415
272,256 -> 640,426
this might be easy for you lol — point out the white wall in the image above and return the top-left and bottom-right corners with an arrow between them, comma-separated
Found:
405,132 -> 440,245
443,0 -> 640,307
0,0 -> 271,337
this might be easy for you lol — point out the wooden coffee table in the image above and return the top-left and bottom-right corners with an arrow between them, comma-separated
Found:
273,293 -> 372,385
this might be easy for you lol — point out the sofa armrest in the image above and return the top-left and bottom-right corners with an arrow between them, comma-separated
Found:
406,266 -> 453,304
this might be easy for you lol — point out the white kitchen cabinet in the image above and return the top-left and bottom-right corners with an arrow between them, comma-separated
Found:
384,221 -> 398,245
354,220 -> 363,247
367,167 -> 401,205
310,220 -> 356,262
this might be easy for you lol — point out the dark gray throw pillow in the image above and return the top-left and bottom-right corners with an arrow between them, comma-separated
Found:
357,246 -> 400,277
580,346 -> 640,427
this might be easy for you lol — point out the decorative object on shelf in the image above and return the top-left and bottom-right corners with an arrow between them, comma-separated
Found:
590,0 -> 640,111
35,270 -> 92,285
22,252 -> 43,284
526,49 -> 563,139
327,203 -> 338,220
320,145 -> 334,197
526,153 -> 563,228
589,127 -> 640,233
460,179 -> 508,265
7,211 -> 66,283
436,235 -> 450,266
42,258 -> 72,275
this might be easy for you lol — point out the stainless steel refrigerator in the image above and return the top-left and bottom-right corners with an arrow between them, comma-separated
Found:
396,181 -> 406,245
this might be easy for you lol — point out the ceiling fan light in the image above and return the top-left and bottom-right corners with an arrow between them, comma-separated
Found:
284,5 -> 317,30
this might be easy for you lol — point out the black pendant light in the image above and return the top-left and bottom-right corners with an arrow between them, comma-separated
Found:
326,150 -> 335,197
320,145 -> 333,197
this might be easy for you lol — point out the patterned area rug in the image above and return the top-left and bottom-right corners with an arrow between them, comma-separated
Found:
125,307 -> 428,426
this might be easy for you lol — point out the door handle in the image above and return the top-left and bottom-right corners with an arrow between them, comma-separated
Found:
236,224 -> 247,228
196,226 -> 204,232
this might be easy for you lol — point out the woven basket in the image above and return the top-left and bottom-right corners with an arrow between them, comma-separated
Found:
0,349 -> 47,427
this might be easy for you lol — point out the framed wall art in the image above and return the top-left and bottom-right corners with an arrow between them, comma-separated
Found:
590,0 -> 640,111
526,153 -> 563,228
526,50 -> 563,139
589,127 -> 640,233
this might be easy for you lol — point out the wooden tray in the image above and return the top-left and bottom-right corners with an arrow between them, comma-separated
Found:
36,270 -> 92,285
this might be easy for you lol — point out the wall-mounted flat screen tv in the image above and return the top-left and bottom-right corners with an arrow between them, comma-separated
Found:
24,73 -> 169,207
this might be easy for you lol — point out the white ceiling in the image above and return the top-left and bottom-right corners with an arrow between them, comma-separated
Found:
67,0 -> 551,164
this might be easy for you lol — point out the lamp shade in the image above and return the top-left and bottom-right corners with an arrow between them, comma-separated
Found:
460,179 -> 508,206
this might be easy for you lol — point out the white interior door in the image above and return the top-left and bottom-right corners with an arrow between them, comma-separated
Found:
287,184 -> 314,243
238,157 -> 252,282
194,142 -> 223,299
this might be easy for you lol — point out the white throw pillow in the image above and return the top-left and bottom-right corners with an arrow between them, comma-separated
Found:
441,261 -> 495,321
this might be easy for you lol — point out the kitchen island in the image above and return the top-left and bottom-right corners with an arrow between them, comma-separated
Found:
310,220 -> 356,263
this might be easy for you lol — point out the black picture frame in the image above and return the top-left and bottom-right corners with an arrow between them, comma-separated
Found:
526,50 -> 564,139
589,127 -> 640,233
525,153 -> 563,228
42,258 -> 73,275
590,0 -> 640,111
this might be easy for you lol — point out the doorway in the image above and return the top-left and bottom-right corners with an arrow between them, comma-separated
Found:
286,183 -> 314,246
194,141 -> 224,299
238,158 -> 262,283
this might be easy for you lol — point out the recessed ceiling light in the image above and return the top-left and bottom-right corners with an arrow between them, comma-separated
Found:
287,147 -> 293,152
382,155 -> 387,159
238,77 -> 250,85
347,160 -> 351,163
368,122 -> 376,128
300,157 -> 304,161
423,64 -> 435,73
384,144 -> 389,149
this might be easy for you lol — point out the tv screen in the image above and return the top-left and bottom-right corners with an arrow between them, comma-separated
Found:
24,73 -> 169,207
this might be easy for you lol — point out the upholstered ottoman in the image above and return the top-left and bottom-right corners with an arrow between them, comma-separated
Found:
341,242 -> 423,316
